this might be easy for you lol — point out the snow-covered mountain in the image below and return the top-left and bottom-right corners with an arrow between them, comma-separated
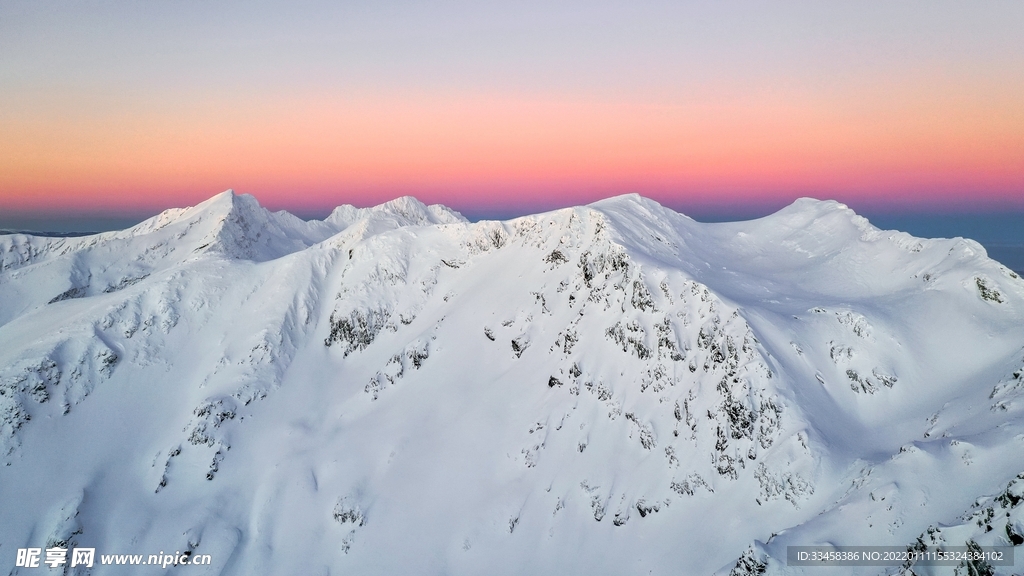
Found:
1,191 -> 1023,575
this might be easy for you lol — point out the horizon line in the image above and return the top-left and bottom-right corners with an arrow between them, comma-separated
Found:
3,190 -> 1024,237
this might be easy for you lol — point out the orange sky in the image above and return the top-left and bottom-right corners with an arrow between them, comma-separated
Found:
2,2 -> 1023,217
4,80 -> 1022,215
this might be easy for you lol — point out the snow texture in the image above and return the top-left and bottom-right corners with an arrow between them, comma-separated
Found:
1,191 -> 1024,575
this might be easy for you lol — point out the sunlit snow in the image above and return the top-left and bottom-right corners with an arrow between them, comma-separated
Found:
2,191 -> 1023,575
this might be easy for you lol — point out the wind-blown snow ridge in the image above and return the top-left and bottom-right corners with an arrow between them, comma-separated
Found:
1,192 -> 1023,575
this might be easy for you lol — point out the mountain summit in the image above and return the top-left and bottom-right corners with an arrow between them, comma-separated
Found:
1,193 -> 1023,575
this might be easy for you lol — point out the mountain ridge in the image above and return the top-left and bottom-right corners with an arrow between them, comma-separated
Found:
1,192 -> 1023,575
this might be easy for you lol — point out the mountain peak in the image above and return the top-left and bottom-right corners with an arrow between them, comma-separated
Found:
122,190 -> 330,262
691,196 -> 875,248
326,196 -> 467,230
193,189 -> 266,220
199,187 -> 237,205
773,197 -> 870,227
589,192 -> 667,214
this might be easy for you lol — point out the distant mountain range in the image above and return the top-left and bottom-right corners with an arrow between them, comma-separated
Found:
2,191 -> 1023,575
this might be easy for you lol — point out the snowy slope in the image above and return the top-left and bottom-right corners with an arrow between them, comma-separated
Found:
1,192 -> 1023,576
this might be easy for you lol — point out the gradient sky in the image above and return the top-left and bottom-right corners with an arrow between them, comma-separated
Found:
2,0 -> 1023,224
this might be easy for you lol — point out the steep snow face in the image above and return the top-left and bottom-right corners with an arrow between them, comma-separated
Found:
1,193 -> 1023,576
0,191 -> 463,326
